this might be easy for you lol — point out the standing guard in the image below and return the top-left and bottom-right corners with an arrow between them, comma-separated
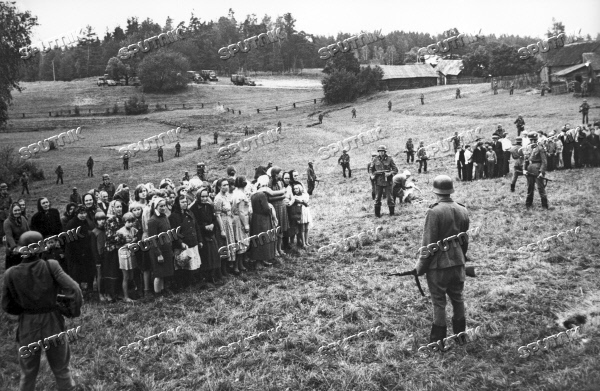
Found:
510,137 -> 525,192
197,162 -> 207,181
455,88 -> 461,99
175,142 -> 181,157
524,133 -> 549,209
405,138 -> 415,163
370,145 -> 398,217
514,115 -> 525,137
416,142 -> 428,173
338,149 -> 351,178
367,152 -> 378,200
197,135 -> 202,150
86,156 -> 94,177
157,146 -> 164,162
351,108 -> 357,118
213,131 -> 218,144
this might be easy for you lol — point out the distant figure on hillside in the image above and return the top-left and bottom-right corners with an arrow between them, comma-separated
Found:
388,100 -> 392,111
244,126 -> 249,136
514,115 -> 525,137
197,136 -> 202,150
405,138 -> 415,163
416,142 -> 428,173
351,108 -> 356,118
123,152 -> 129,170
509,82 -> 514,95
175,142 -> 181,157
213,131 -> 218,144
338,149 -> 351,178
69,187 -> 82,204
580,99 -> 590,125
55,165 -> 64,184
87,156 -> 94,177
158,146 -> 164,162
493,80 -> 498,95
582,81 -> 588,97
451,132 -> 461,153
197,163 -> 206,181
420,93 -> 425,105
20,172 -> 30,195
277,120 -> 282,129
456,88 -> 461,99
318,113 -> 324,124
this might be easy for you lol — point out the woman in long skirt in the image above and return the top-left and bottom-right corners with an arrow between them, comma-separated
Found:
104,200 -> 125,301
190,189 -> 223,285
231,176 -> 251,272
169,195 -> 202,288
214,178 -> 238,275
65,205 -> 95,294
249,176 -> 279,266
148,197 -> 179,295
268,167 -> 291,257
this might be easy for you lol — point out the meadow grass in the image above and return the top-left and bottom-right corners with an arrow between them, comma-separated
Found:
1,79 -> 599,390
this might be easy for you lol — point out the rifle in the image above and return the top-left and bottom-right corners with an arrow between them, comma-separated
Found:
515,170 -> 554,184
373,170 -> 393,176
387,269 -> 425,296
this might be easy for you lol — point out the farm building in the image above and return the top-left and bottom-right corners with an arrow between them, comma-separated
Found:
435,59 -> 464,85
375,64 -> 438,90
539,41 -> 600,85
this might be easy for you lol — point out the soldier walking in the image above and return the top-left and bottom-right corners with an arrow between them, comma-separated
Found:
197,162 -> 207,181
338,149 -> 352,178
197,136 -> 202,150
510,137 -> 525,192
514,115 -> 525,137
351,108 -> 356,118
20,172 -> 30,195
175,142 -> 181,157
370,145 -> 398,217
307,161 -> 317,196
414,175 -> 470,346
213,131 -> 218,144
416,141 -> 428,173
86,156 -> 94,177
420,93 -> 425,105
55,165 -> 64,184
367,152 -> 377,200
388,100 -> 392,111
455,88 -> 461,99
580,99 -> 590,125
405,138 -> 415,163
318,113 -> 324,124
524,133 -> 549,209
123,152 -> 129,170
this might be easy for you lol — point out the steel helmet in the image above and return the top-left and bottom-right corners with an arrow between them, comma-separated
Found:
342,149 -> 348,153
377,145 -> 387,152
432,175 -> 454,195
18,231 -> 43,247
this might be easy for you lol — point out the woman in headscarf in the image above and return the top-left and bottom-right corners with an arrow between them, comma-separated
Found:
64,205 -> 95,295
82,193 -> 102,228
3,202 -> 29,269
268,166 -> 290,257
231,176 -> 251,272
103,199 -> 125,301
214,178 -> 238,275
169,195 -> 201,288
30,197 -> 62,238
148,197 -> 176,295
60,203 -> 77,231
249,175 -> 280,267
190,188 -> 223,285
90,211 -> 108,301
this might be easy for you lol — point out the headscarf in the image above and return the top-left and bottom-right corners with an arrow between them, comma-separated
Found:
63,202 -> 77,220
107,200 -> 123,217
256,175 -> 270,189
150,197 -> 166,217
8,202 -> 22,226
36,197 -> 49,213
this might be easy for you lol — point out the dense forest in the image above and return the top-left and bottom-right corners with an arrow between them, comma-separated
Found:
17,10 -> 597,82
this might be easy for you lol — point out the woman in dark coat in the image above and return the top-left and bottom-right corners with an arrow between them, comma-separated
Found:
148,197 -> 175,294
190,189 -> 223,285
82,193 -> 102,228
30,197 -> 62,238
64,205 -> 95,293
169,195 -> 201,288
60,203 -> 76,230
249,175 -> 278,266
267,167 -> 289,257
103,200 -> 125,301
3,202 -> 29,269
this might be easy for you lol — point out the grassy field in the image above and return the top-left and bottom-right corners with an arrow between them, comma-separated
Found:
1,79 -> 600,391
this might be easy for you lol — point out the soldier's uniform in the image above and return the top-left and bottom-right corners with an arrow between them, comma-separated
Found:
416,142 -> 428,173
123,153 -> 129,170
545,137 -> 557,171
510,138 -> 525,192
213,131 -> 218,144
415,175 -> 470,344
456,88 -> 461,99
175,142 -> 181,157
86,156 -> 94,177
98,175 -> 116,201
493,81 -> 498,95
525,134 -> 548,209
197,136 -> 202,149
509,82 -> 514,95
420,94 -> 425,105
370,145 -> 398,217
55,166 -> 64,184
351,108 -> 356,118
197,163 -> 207,181
580,100 -> 590,124
405,139 -> 415,163
318,114 -> 324,124
388,100 -> 392,111
307,162 -> 317,196
514,116 -> 525,136
158,146 -> 164,162
366,153 -> 378,200
338,150 -> 351,178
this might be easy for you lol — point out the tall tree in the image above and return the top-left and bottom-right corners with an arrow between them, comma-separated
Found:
126,17 -> 139,36
113,26 -> 126,42
138,51 -> 189,92
546,18 -> 565,38
163,16 -> 173,33
0,1 -> 38,128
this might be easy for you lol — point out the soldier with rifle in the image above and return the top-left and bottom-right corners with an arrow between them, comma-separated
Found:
197,163 -> 207,181
338,149 -> 351,178
510,137 -> 525,192
524,133 -> 549,209
405,138 -> 415,163
370,145 -> 398,217
414,175 -> 470,346
367,152 -> 378,200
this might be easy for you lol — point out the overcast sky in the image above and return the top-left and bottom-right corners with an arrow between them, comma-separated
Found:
16,0 -> 600,44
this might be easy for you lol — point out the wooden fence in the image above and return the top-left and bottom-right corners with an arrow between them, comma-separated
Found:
447,77 -> 488,85
494,73 -> 541,89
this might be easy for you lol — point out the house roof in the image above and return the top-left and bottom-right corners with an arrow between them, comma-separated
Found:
435,59 -> 463,76
552,63 -> 588,76
582,52 -> 600,70
545,41 -> 600,67
377,64 -> 438,80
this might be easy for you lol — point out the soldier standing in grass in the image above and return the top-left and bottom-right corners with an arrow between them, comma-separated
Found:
405,138 -> 415,163
351,108 -> 356,118
493,80 -> 498,95
86,156 -> 94,177
579,99 -> 590,125
388,100 -> 392,111
123,152 -> 129,170
370,145 -> 398,217
420,93 -> 425,105
510,137 -> 525,192
244,126 -> 249,136
456,88 -> 461,99
525,133 -> 549,209
514,115 -> 525,137
338,149 -> 352,178
21,172 -> 30,195
509,82 -> 514,95
415,175 -> 470,346
318,113 -> 324,124
197,163 -> 207,181
197,136 -> 202,150
55,165 -> 64,184
213,131 -> 218,144
175,142 -> 181,157
367,152 -> 378,200
307,161 -> 317,196
158,146 -> 164,162
416,142 -> 428,174
277,120 -> 282,129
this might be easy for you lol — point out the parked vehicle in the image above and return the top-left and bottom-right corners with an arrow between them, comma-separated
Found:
201,70 -> 218,82
106,79 -> 118,86
186,71 -> 203,83
231,74 -> 255,86
97,74 -> 109,86
130,76 -> 141,86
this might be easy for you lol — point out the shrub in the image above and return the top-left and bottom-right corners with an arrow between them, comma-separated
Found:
154,103 -> 166,112
124,96 -> 149,115
322,70 -> 359,104
0,146 -> 45,188
138,51 -> 190,92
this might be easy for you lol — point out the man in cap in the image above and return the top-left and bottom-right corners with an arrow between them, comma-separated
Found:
405,138 -> 415,163
197,163 -> 207,181
69,187 -> 82,204
98,174 -> 116,201
451,132 -> 461,153
416,141 -> 428,174
579,99 -> 590,125
524,132 -> 549,209
307,161 -> 317,196
86,156 -> 94,177
0,183 -> 13,243
227,166 -> 237,179
370,145 -> 398,217
509,137 -> 525,192
514,115 -> 525,137
367,152 -> 378,200
492,135 -> 503,177
415,175 -> 470,346
2,231 -> 83,391
338,149 -> 351,178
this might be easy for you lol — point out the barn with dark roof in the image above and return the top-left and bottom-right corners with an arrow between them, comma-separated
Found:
540,41 -> 600,85
435,59 -> 464,85
375,65 -> 438,91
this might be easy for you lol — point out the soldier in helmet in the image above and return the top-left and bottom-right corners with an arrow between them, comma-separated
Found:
514,115 -> 525,137
524,133 -> 549,209
338,149 -> 351,178
416,141 -> 428,173
510,137 -> 525,192
415,175 -> 470,346
370,145 -> 398,217
197,163 -> 207,181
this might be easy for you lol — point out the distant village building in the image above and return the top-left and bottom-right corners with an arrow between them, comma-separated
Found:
375,64 -> 438,91
435,59 -> 464,85
540,41 -> 600,93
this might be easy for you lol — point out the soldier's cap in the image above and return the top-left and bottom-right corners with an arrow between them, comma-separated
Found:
185,171 -> 188,173
583,99 -> 587,102
342,149 -> 348,153
102,174 -> 109,179
73,187 -> 77,190
432,175 -> 454,195
497,124 -> 502,128
0,183 -> 7,189
492,135 -> 499,139
308,161 -> 313,165
377,145 -> 387,152
528,133 -> 538,139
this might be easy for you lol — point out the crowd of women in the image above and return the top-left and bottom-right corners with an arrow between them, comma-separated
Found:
2,165 -> 312,302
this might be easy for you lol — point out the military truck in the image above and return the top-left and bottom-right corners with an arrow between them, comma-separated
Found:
186,71 -> 203,83
200,70 -> 218,82
231,74 -> 255,86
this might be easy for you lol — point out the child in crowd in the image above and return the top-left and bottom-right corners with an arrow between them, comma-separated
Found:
486,146 -> 496,179
291,183 -> 310,247
117,212 -> 138,302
